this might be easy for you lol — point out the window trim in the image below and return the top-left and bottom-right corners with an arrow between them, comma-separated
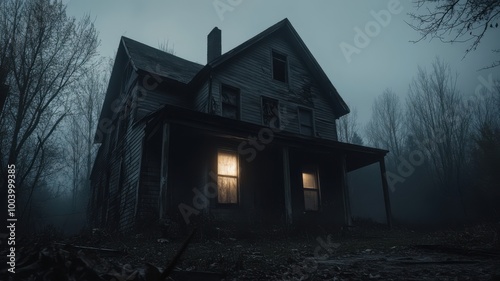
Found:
216,148 -> 240,205
261,96 -> 281,128
271,49 -> 289,84
297,106 -> 315,136
220,83 -> 241,120
302,166 -> 321,211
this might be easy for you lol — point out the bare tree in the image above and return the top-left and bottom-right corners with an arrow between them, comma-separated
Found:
0,0 -> 99,220
64,68 -> 106,210
158,39 -> 175,54
365,89 -> 406,166
469,79 -> 500,217
337,108 -> 362,144
406,58 -> 471,214
408,0 -> 500,68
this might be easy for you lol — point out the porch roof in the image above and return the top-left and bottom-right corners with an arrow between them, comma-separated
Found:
141,105 -> 388,172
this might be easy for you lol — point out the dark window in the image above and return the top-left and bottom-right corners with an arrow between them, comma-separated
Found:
302,169 -> 319,211
272,51 -> 287,82
262,97 -> 280,128
221,85 -> 240,119
298,108 -> 314,136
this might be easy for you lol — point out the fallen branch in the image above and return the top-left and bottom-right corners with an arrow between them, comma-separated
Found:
53,242 -> 127,255
160,228 -> 196,280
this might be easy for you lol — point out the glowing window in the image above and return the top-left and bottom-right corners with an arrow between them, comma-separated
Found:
217,151 -> 238,204
302,171 -> 319,211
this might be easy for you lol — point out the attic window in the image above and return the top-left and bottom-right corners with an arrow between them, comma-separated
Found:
272,51 -> 288,83
302,170 -> 319,211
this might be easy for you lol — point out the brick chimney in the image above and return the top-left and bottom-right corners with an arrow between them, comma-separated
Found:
207,27 -> 221,63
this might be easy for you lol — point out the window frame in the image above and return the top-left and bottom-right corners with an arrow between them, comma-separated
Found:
297,106 -> 315,136
216,149 -> 240,205
302,166 -> 321,211
261,96 -> 281,128
271,50 -> 289,84
220,83 -> 241,120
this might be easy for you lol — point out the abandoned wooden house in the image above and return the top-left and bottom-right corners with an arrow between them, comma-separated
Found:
89,18 -> 392,232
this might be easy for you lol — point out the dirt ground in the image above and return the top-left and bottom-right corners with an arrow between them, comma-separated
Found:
3,222 -> 500,280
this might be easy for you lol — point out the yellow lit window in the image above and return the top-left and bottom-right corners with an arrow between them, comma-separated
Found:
217,151 -> 238,204
302,171 -> 319,211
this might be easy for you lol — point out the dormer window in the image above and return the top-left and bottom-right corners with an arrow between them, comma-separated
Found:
272,51 -> 288,83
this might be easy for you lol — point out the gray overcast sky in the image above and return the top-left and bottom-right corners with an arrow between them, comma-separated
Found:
65,0 -> 499,128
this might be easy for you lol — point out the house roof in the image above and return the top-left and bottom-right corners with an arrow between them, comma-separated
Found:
95,18 -> 350,143
121,37 -> 204,84
122,18 -> 349,115
195,18 -> 350,117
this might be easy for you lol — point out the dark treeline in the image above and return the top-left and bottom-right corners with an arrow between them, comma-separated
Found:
347,58 -> 500,226
0,0 -> 101,233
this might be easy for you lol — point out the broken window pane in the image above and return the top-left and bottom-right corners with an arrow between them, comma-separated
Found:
221,85 -> 239,119
262,98 -> 280,128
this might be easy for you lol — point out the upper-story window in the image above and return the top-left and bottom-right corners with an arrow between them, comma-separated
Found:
221,84 -> 240,119
272,51 -> 288,83
262,97 -> 280,128
298,107 -> 314,136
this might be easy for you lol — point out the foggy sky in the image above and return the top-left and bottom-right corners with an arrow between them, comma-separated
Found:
65,0 -> 500,128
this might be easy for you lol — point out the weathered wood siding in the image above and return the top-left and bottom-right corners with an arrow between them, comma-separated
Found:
135,83 -> 190,120
192,80 -> 209,113
137,125 -> 162,226
118,121 -> 145,231
211,31 -> 338,140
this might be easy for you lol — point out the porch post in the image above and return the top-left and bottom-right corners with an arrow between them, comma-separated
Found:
379,158 -> 393,229
159,122 -> 170,219
282,146 -> 293,225
340,153 -> 352,226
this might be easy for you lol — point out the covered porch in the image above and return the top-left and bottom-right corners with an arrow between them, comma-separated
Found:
139,105 -> 392,229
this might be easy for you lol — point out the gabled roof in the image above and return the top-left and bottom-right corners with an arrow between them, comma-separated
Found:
95,18 -> 350,143
205,18 -> 350,117
122,37 -> 203,84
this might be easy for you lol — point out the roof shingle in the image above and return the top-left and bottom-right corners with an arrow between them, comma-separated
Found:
121,37 -> 204,84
